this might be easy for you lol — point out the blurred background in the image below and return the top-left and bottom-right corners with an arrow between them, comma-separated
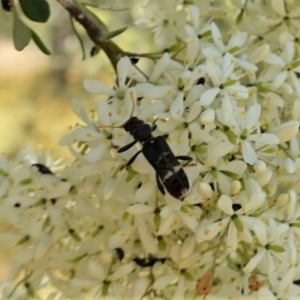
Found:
0,0 -> 147,161
0,0 -> 148,282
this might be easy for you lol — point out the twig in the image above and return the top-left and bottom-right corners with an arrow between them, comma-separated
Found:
56,0 -> 123,70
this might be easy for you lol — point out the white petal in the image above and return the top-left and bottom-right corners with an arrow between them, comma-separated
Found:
196,218 -> 230,243
180,236 -> 196,259
254,169 -> 272,186
199,88 -> 220,106
170,92 -> 184,120
207,58 -> 221,86
257,287 -> 277,300
188,5 -> 200,30
211,22 -> 225,52
158,213 -> 177,236
143,85 -> 176,99
149,53 -> 170,82
246,104 -> 261,130
199,109 -> 215,125
226,222 -> 238,252
249,133 -> 280,145
135,181 -> 155,203
153,274 -> 177,291
110,262 -> 136,281
172,276 -> 185,300
136,216 -> 158,254
276,121 -> 299,143
243,248 -> 266,273
187,101 -> 202,123
108,226 -> 133,248
127,204 -> 154,215
117,57 -> 131,87
218,195 -> 234,215
241,192 -> 265,213
242,216 -> 267,246
86,143 -> 106,162
221,93 -> 233,122
83,79 -> 114,95
72,127 -> 103,142
241,140 -> 257,165
248,45 -> 270,64
221,53 -> 235,82
71,98 -> 92,125
270,71 -> 287,90
264,53 -> 285,67
48,181 -> 71,198
271,0 -> 286,16
132,277 -> 150,300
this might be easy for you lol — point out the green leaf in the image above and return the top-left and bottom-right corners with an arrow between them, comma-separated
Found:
17,234 -> 30,245
232,215 -> 244,232
82,3 -> 128,11
70,15 -> 86,60
19,178 -> 32,185
267,244 -> 285,253
154,213 -> 161,227
13,17 -> 32,51
225,129 -> 237,144
125,167 -> 135,182
69,229 -> 81,241
236,9 -> 244,24
184,271 -> 194,281
31,30 -> 51,55
168,43 -> 184,52
73,0 -> 108,34
180,206 -> 189,213
19,0 -> 50,23
25,282 -> 35,297
71,253 -> 88,263
175,123 -> 188,131
102,281 -> 110,296
0,168 -> 8,176
158,238 -> 166,251
104,27 -> 128,39
192,145 -> 206,154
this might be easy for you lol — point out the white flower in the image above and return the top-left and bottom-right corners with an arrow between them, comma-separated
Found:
196,193 -> 267,252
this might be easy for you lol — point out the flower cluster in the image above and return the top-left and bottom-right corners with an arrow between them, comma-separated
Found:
2,0 -> 300,299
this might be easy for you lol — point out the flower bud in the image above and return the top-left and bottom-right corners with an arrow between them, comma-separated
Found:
283,157 -> 296,174
198,182 -> 213,198
199,109 -> 215,125
196,269 -> 214,296
253,160 -> 266,173
230,180 -> 241,195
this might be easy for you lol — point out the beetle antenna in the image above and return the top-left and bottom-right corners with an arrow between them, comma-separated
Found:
98,90 -> 136,129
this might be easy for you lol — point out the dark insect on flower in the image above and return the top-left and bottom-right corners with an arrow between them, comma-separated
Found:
114,248 -> 124,261
99,91 -> 192,200
133,256 -> 166,267
1,0 -> 12,11
196,77 -> 205,85
32,163 -> 53,175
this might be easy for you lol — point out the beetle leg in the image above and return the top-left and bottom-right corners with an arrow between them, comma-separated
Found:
156,173 -> 165,195
126,150 -> 143,167
176,155 -> 193,161
151,124 -> 157,132
176,155 -> 193,166
118,140 -> 137,153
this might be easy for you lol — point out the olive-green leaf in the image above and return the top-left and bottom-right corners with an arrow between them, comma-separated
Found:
19,0 -> 50,23
70,16 -> 86,60
104,27 -> 128,39
13,17 -> 32,51
31,31 -> 51,55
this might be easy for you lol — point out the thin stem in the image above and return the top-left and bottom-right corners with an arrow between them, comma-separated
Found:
56,0 -> 123,70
